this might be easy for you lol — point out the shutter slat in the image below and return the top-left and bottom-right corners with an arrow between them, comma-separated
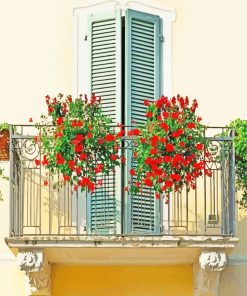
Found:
132,70 -> 154,80
132,19 -> 154,28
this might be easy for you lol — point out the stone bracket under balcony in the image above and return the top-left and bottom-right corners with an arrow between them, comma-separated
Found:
17,250 -> 51,296
194,251 -> 227,296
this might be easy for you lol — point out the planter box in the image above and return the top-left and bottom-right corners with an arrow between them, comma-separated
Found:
0,130 -> 9,161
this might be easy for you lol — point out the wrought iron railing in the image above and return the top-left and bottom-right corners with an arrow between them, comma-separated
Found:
9,125 -> 236,237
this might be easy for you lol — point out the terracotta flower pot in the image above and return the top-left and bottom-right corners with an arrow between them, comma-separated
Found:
0,130 -> 9,161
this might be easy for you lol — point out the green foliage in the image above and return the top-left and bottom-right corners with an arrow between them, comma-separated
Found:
229,119 -> 247,209
0,122 -> 9,132
0,167 -> 9,201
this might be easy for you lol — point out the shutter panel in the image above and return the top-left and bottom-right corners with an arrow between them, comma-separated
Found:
125,9 -> 161,234
87,10 -> 122,234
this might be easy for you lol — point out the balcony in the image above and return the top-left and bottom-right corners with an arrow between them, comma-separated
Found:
6,125 -> 238,266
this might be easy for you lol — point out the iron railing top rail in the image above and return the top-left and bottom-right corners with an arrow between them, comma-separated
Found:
9,124 -> 235,139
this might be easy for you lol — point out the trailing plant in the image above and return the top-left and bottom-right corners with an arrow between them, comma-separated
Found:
127,95 -> 212,201
229,119 -> 247,209
0,167 -> 9,201
36,93 -> 122,192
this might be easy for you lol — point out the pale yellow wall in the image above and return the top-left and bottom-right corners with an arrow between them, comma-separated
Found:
52,264 -> 193,296
0,0 -> 246,125
0,0 -> 247,295
0,259 -> 26,296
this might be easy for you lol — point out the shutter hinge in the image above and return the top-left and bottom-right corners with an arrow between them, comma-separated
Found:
159,35 -> 164,42
84,35 -> 87,41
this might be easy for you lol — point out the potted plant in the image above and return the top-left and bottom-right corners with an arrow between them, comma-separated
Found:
0,122 -> 10,161
127,95 -> 212,201
35,93 -> 122,192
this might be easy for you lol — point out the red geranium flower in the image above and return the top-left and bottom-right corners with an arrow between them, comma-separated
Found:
121,156 -> 126,164
105,134 -> 115,142
151,135 -> 159,147
130,168 -> 136,176
75,134 -> 84,141
78,177 -> 90,187
63,175 -> 70,182
144,178 -> 153,187
196,143 -> 204,150
171,112 -> 179,119
68,160 -> 75,170
56,117 -> 63,125
56,153 -> 65,165
146,111 -> 153,118
150,148 -> 157,155
165,180 -> 173,188
187,122 -> 196,129
95,164 -> 104,173
79,153 -> 87,161
160,122 -> 169,132
110,154 -> 118,161
75,143 -> 83,153
166,143 -> 174,152
75,167 -> 82,175
88,182 -> 95,192
132,129 -> 141,136
155,193 -> 160,199
42,155 -> 49,166
87,133 -> 92,139
144,99 -> 149,106
162,111 -> 169,119
170,173 -> 181,182
164,155 -> 171,163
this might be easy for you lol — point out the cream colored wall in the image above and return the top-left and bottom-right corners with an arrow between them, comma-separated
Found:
0,0 -> 247,295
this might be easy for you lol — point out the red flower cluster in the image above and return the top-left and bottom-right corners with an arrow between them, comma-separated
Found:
128,94 -> 211,197
37,93 -> 121,193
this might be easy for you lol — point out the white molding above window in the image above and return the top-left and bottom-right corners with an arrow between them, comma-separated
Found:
73,0 -> 176,97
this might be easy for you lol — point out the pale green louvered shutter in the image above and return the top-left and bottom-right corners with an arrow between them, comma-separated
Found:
87,10 -> 122,234
125,9 -> 161,234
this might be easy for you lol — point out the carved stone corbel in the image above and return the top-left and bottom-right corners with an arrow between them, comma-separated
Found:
17,250 -> 51,296
194,251 -> 227,296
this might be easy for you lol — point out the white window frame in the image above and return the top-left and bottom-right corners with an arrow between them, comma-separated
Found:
73,0 -> 176,98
